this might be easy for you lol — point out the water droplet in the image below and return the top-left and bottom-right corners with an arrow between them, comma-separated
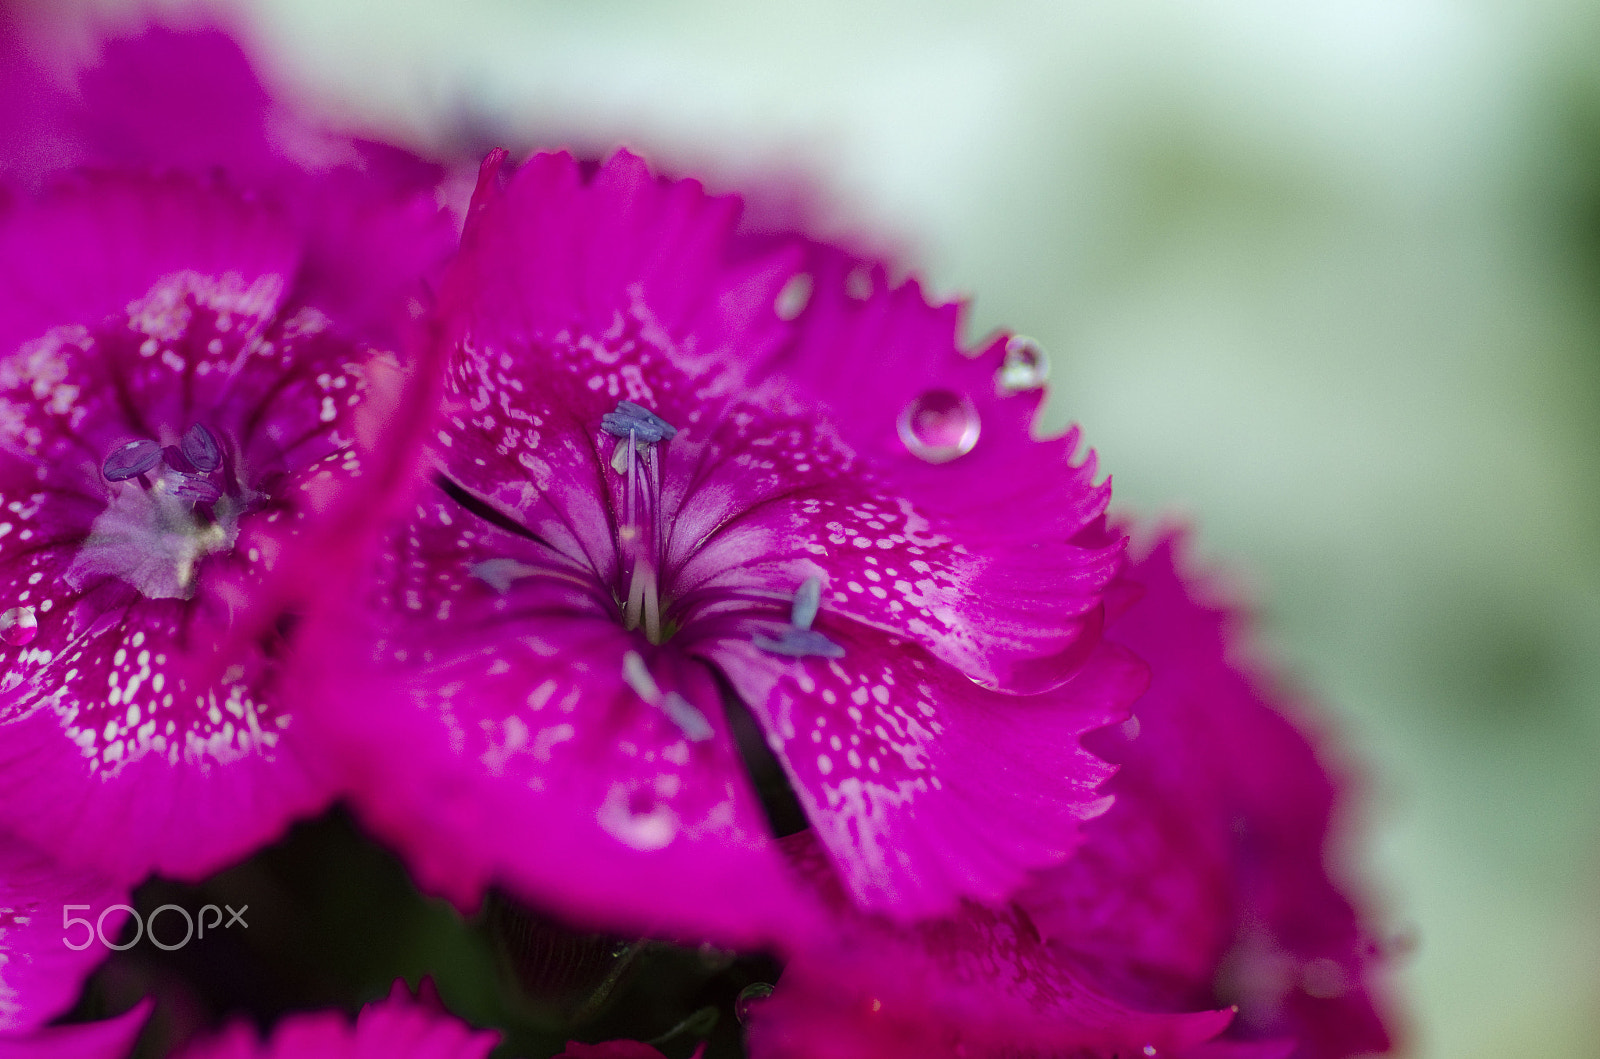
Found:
1142,1046 -> 1158,1058
897,390 -> 980,464
102,439 -> 162,482
598,782 -> 678,851
736,982 -> 775,1023
775,272 -> 813,320
996,335 -> 1049,393
0,606 -> 37,647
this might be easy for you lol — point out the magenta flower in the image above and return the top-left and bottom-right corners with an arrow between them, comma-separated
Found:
172,982 -> 497,1059
1025,536 -> 1393,1058
743,536 -> 1394,1059
0,166 -> 445,887
743,831 -> 1237,1059
0,19 -> 452,885
306,148 -> 1139,944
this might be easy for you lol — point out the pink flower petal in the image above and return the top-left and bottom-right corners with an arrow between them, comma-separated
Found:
745,833 -> 1235,1059
0,837 -> 128,1034
305,497 -> 819,944
716,630 -> 1140,917
1024,535 -> 1395,1058
0,168 -> 439,884
0,1002 -> 151,1059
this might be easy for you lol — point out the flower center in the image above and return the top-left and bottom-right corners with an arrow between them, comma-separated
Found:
66,423 -> 257,600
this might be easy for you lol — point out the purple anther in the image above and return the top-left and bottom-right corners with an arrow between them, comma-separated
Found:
600,400 -> 677,443
181,423 -> 223,473
170,475 -> 223,504
102,439 -> 163,482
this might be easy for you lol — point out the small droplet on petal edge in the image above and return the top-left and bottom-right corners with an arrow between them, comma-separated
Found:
0,605 -> 37,646
997,334 -> 1050,393
736,982 -> 775,1024
897,389 -> 980,464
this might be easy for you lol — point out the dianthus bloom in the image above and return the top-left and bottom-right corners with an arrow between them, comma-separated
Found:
745,538 -> 1392,1058
307,148 -> 1140,946
0,25 -> 451,884
172,983 -> 496,1059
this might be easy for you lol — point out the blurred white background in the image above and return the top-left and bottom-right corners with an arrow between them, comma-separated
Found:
62,0 -> 1600,1054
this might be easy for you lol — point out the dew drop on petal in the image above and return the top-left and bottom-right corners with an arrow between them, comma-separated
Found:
736,982 -> 775,1024
0,606 -> 37,646
102,439 -> 162,482
598,782 -> 678,851
897,389 -> 980,464
996,334 -> 1050,393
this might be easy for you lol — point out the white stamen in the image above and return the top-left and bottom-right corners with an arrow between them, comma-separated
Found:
641,563 -> 661,645
624,562 -> 648,632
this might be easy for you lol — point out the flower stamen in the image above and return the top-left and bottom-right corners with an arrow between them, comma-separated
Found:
621,649 -> 713,742
754,576 -> 845,659
602,401 -> 677,645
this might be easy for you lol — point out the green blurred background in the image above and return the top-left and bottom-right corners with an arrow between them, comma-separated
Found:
64,0 -> 1600,1054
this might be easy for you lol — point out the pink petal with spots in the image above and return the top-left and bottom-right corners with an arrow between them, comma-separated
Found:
744,833 -> 1236,1059
0,173 -> 434,884
72,23 -> 455,352
0,1002 -> 151,1059
713,624 -> 1140,918
305,497 -> 821,946
758,247 -> 1123,693
1023,536 -> 1394,1059
0,836 -> 129,1034
447,150 -> 796,383
173,982 -> 496,1059
322,146 -> 1148,929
